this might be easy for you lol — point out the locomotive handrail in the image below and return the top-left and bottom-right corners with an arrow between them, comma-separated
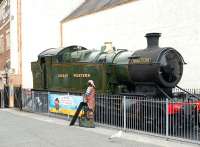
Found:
119,93 -> 146,97
128,56 -> 140,59
176,85 -> 200,100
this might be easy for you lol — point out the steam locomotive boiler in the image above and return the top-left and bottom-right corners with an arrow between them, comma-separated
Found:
31,33 -> 185,97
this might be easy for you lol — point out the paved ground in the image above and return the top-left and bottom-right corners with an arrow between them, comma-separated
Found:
0,109 -> 199,147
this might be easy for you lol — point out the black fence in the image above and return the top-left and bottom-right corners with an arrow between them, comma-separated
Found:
0,86 -> 9,108
14,86 -> 22,109
4,86 -> 9,108
0,89 -> 3,108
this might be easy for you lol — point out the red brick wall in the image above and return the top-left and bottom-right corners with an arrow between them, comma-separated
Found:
0,49 -> 10,70
0,22 -> 10,71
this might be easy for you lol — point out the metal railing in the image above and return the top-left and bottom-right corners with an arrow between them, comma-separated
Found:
21,89 -> 32,111
95,94 -> 200,143
21,89 -> 48,113
32,90 -> 48,113
19,88 -> 200,144
0,89 -> 3,108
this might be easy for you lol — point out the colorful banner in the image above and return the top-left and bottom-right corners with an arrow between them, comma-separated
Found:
48,93 -> 83,116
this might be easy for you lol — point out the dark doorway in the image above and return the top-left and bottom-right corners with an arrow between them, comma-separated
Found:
14,86 -> 22,110
4,86 -> 9,108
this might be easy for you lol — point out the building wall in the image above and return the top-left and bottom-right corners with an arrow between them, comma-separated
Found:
0,22 -> 10,70
9,0 -> 84,88
62,0 -> 200,88
9,0 -> 20,88
0,0 -> 10,88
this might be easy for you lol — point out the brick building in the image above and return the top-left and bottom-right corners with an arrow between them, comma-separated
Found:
0,0 -> 84,107
0,0 -> 10,89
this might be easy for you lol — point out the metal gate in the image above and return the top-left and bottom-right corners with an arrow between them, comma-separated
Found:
0,89 -> 3,108
14,86 -> 22,110
3,86 -> 9,108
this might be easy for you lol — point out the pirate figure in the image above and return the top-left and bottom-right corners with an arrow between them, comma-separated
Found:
85,80 -> 96,121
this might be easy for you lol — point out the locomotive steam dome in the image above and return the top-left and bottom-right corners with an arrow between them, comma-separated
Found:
128,33 -> 185,88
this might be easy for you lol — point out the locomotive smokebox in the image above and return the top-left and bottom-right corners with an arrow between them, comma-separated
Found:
128,33 -> 185,95
145,33 -> 161,49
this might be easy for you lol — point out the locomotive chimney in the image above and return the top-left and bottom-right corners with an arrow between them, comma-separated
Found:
145,33 -> 161,48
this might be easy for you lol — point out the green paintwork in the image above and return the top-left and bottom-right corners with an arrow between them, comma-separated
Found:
31,45 -> 133,94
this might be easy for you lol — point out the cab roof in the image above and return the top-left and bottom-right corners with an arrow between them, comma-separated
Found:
38,45 -> 88,58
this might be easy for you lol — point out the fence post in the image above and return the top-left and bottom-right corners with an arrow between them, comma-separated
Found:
31,90 -> 34,112
47,91 -> 50,116
197,108 -> 199,141
123,96 -> 126,131
0,90 -> 3,108
166,98 -> 169,138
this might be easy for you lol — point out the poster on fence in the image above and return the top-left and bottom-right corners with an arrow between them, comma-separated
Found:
48,93 -> 83,116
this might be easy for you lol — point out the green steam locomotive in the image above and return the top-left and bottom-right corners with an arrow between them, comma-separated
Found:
31,33 -> 185,96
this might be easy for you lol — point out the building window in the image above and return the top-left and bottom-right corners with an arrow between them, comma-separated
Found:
6,30 -> 10,50
0,34 -> 4,53
0,0 -> 10,25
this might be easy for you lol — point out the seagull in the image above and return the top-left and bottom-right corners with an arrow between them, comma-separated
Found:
108,130 -> 123,140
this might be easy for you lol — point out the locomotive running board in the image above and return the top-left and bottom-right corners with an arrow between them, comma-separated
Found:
69,102 -> 87,126
176,85 -> 200,100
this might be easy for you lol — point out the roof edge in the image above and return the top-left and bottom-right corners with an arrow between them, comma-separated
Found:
60,0 -> 87,23
60,0 -> 137,24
